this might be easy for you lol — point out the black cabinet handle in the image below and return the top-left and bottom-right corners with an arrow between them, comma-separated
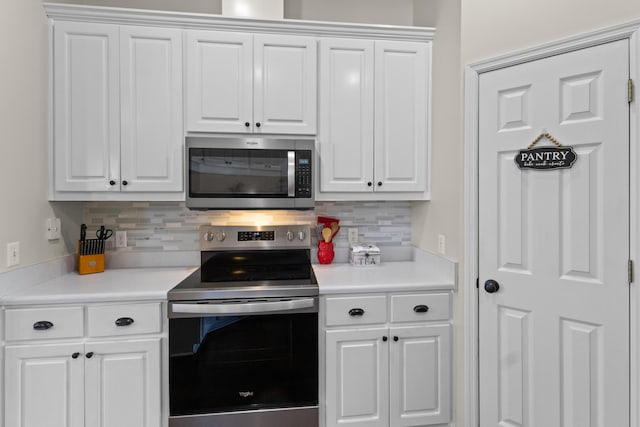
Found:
382,336 -> 388,342
367,182 -> 372,187
122,180 -> 128,186
33,321 -> 54,331
393,336 -> 399,342
255,122 -> 261,128
377,181 -> 382,186
348,308 -> 365,317
115,317 -> 134,327
109,180 -> 116,186
86,352 -> 94,359
413,304 -> 429,313
244,122 -> 250,127
72,352 -> 80,359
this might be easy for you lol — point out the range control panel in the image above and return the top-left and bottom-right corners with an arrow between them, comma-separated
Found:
200,224 -> 311,250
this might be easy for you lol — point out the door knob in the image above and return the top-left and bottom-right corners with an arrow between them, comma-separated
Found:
484,279 -> 500,293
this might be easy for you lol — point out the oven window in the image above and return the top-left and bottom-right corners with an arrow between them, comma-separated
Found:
169,313 -> 318,416
189,148 -> 289,197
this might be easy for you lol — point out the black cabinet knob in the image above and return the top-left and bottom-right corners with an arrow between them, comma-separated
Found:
484,279 -> 500,293
33,321 -> 54,331
413,304 -> 429,313
115,317 -> 134,327
244,122 -> 250,127
377,181 -> 382,186
255,122 -> 261,128
382,336 -> 388,342
86,352 -> 94,359
393,336 -> 399,342
71,352 -> 80,359
348,308 -> 364,317
109,180 -> 116,186
122,180 -> 128,186
367,182 -> 372,187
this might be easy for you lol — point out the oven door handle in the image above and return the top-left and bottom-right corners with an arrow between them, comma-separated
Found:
171,298 -> 315,315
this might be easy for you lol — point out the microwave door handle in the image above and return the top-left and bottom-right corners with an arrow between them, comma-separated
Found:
171,298 -> 315,315
288,151 -> 296,197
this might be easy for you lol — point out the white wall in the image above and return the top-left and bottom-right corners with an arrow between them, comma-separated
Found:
0,0 -> 83,274
462,0 -> 640,63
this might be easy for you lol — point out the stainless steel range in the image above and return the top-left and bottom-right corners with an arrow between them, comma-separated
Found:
167,224 -> 318,427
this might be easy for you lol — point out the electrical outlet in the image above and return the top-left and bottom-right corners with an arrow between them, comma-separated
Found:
115,231 -> 127,248
7,241 -> 19,267
348,228 -> 359,246
438,234 -> 446,255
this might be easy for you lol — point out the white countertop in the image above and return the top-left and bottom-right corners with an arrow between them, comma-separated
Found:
313,248 -> 456,294
0,248 -> 456,305
1,267 -> 196,306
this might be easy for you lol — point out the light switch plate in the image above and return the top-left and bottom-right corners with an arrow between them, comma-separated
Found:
46,218 -> 62,240
7,241 -> 19,267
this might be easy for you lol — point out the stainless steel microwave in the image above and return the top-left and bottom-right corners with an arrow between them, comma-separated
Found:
186,137 -> 314,210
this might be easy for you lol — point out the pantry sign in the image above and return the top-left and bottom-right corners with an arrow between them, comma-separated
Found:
514,132 -> 577,170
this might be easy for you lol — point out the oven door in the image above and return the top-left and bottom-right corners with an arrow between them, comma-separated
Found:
168,297 -> 319,427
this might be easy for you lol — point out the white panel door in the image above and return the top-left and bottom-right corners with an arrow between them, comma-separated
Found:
185,30 -> 253,133
319,38 -> 374,192
389,324 -> 451,427
120,26 -> 183,193
85,339 -> 161,427
53,21 -> 119,192
254,34 -> 317,134
374,41 -> 429,192
325,327 -> 389,427
479,40 -> 630,427
5,343 -> 84,427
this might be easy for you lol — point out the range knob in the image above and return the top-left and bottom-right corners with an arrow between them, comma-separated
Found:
216,231 -> 226,242
286,230 -> 295,241
298,231 -> 306,241
203,231 -> 215,242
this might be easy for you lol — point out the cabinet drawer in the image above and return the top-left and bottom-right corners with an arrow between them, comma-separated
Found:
325,295 -> 387,326
5,306 -> 84,341
390,293 -> 450,323
87,302 -> 161,337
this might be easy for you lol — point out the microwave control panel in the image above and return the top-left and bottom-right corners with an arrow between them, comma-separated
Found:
295,151 -> 312,198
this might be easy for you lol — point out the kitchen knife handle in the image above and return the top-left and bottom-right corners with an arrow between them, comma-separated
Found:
33,321 -> 54,331
115,317 -> 134,327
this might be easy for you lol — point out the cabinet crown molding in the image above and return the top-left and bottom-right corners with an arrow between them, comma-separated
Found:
43,2 -> 435,42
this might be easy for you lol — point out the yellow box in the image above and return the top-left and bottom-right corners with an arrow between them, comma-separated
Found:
77,241 -> 105,275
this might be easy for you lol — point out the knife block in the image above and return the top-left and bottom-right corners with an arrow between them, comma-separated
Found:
77,241 -> 105,275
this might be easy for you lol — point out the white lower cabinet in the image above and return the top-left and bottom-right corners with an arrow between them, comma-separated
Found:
4,302 -> 163,427
323,292 -> 451,427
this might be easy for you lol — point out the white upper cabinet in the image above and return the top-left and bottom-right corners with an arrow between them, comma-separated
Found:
186,31 -> 317,135
318,38 -> 431,199
119,26 -> 184,193
53,21 -> 120,194
319,38 -> 375,192
52,21 -> 183,200
374,41 -> 428,193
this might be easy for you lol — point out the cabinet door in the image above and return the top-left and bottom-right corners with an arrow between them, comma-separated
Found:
85,338 -> 161,427
389,324 -> 450,427
374,41 -> 429,192
53,21 -> 120,192
5,343 -> 84,427
120,26 -> 183,192
185,30 -> 253,133
319,38 -> 374,192
85,338 -> 162,427
254,34 -> 317,134
325,327 -> 389,427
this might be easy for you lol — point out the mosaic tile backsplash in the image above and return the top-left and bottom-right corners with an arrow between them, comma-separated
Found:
84,201 -> 412,252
